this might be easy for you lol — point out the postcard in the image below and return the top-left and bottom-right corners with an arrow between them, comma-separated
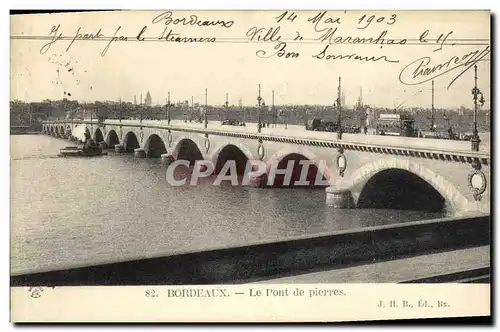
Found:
10,9 -> 491,322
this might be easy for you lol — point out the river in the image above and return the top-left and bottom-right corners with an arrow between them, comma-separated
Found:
10,134 -> 445,275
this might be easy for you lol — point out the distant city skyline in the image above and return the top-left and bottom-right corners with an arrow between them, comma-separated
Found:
10,11 -> 490,109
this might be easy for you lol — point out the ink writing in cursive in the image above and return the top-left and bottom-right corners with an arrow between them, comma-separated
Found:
255,42 -> 299,59
101,26 -> 127,56
152,11 -> 234,28
66,27 -> 104,52
307,11 -> 343,32
315,28 -> 406,46
418,30 -> 454,52
39,25 -> 63,54
399,45 -> 490,88
246,26 -> 282,42
313,44 -> 399,63
157,27 -> 216,43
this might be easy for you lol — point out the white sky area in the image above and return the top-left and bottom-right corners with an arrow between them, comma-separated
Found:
10,10 -> 490,109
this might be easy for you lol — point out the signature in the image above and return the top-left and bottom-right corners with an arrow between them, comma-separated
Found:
399,45 -> 490,88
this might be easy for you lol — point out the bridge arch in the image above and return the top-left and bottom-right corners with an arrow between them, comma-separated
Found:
122,131 -> 140,151
350,158 -> 468,213
211,142 -> 255,175
144,134 -> 167,158
94,128 -> 104,143
105,129 -> 120,148
264,147 -> 332,187
171,137 -> 204,165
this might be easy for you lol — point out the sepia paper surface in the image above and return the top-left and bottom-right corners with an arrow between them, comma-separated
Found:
10,9 -> 491,322
11,284 -> 490,322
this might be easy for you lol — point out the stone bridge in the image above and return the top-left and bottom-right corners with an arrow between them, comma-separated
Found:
42,119 -> 491,215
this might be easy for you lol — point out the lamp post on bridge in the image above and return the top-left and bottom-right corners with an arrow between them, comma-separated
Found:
204,88 -> 208,128
427,80 -> 436,132
257,84 -> 265,133
336,76 -> 343,139
471,64 -> 484,152
118,98 -> 122,123
272,90 -> 277,128
166,92 -> 171,125
224,93 -> 229,121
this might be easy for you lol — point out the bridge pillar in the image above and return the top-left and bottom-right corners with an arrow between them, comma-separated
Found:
114,144 -> 125,153
325,187 -> 354,209
247,174 -> 267,188
134,148 -> 146,158
161,154 -> 175,165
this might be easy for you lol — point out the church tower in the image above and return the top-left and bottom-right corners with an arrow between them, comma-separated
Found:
356,87 -> 364,109
145,91 -> 152,106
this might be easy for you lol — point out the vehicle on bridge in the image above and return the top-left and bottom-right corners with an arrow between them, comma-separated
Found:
305,118 -> 340,132
373,113 -> 418,137
221,119 -> 246,126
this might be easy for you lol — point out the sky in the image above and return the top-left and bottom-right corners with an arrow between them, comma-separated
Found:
10,10 -> 491,109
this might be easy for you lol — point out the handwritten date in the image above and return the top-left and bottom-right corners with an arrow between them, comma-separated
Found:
357,14 -> 397,29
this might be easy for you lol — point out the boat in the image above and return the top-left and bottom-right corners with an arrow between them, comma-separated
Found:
58,146 -> 108,157
58,139 -> 107,158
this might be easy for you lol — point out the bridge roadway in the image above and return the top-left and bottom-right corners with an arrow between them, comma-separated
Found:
47,118 -> 491,156
43,118 -> 491,215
